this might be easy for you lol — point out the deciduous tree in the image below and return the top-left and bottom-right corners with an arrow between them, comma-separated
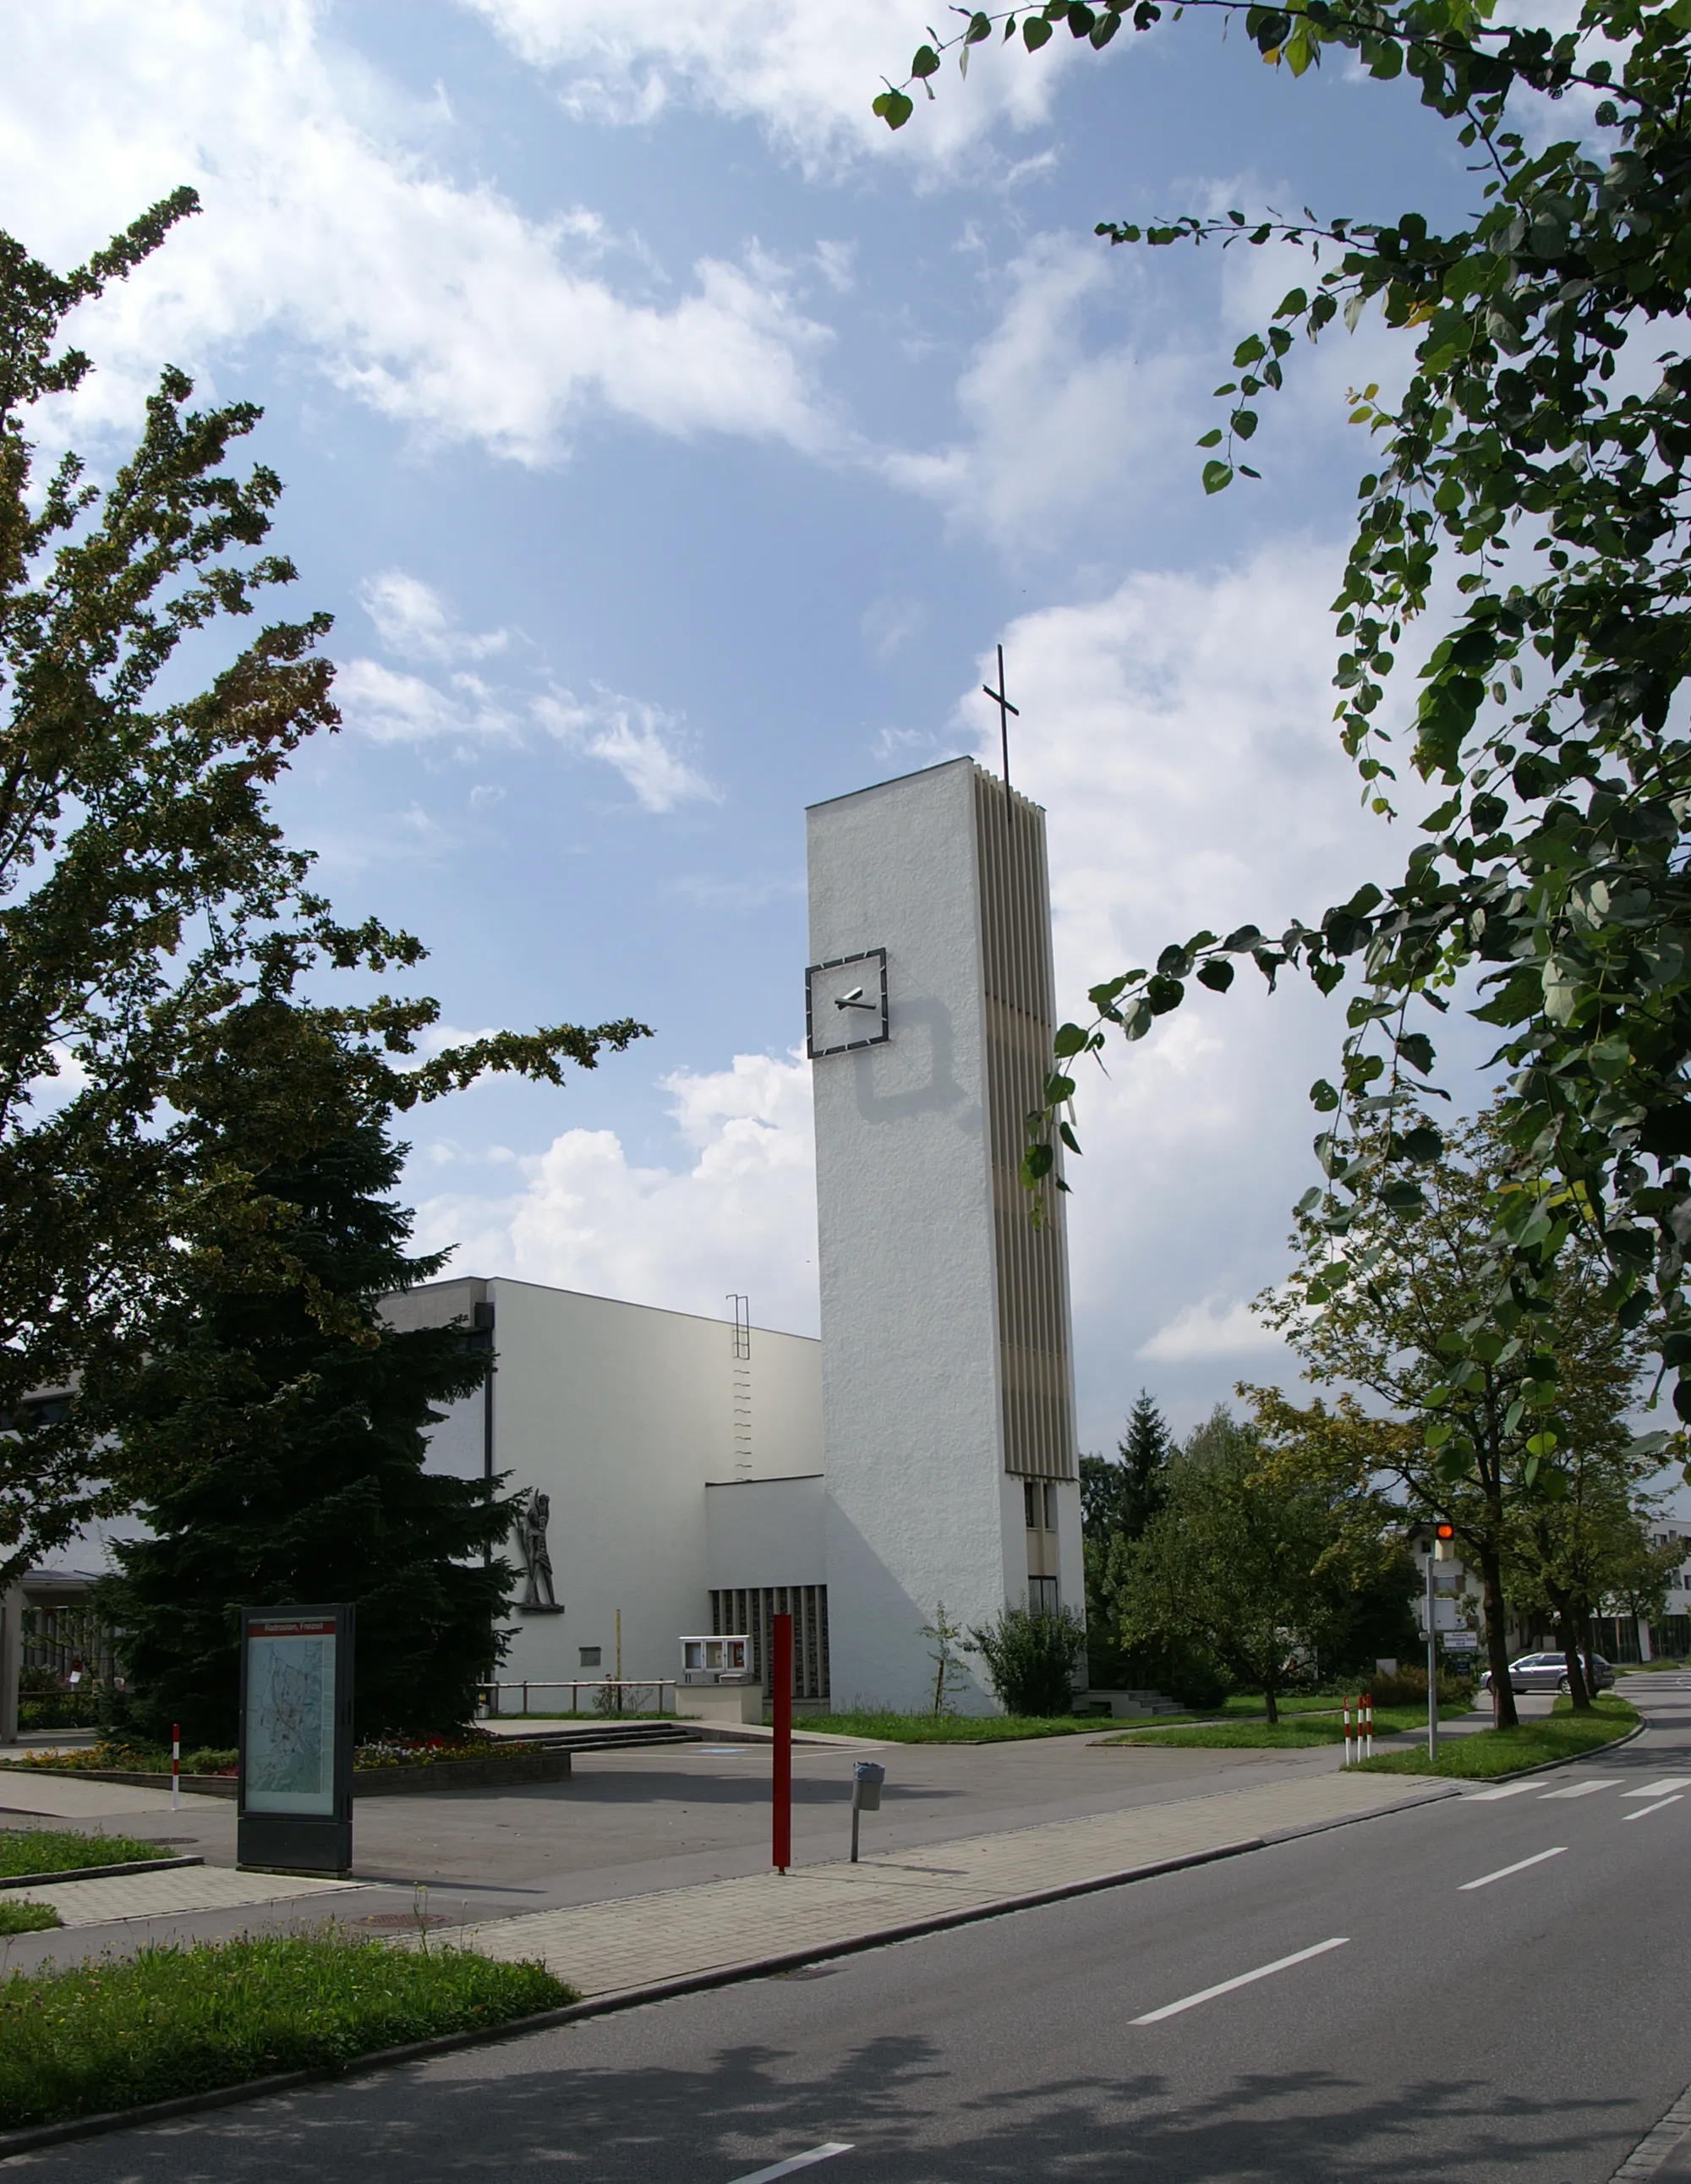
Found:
1113,1405 -> 1399,1721
0,200 -> 644,1578
1253,1110 -> 1648,1721
870,1 -> 1691,1502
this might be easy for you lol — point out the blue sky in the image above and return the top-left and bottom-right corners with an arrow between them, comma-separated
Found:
4,1 -> 1568,1452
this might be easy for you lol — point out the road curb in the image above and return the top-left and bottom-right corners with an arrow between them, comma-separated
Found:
0,1781 -> 1483,2161
0,1855 -> 202,1892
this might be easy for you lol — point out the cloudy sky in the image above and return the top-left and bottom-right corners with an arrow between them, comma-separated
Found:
6,1 -> 1528,1448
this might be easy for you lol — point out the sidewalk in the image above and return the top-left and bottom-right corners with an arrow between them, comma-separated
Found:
420,1765 -> 1454,2003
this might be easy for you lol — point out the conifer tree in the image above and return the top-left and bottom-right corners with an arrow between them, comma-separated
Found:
1116,1389 -> 1174,1543
1081,1388 -> 1175,1689
96,1003 -> 512,1747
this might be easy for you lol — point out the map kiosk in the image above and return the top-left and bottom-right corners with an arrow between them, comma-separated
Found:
237,1603 -> 355,1875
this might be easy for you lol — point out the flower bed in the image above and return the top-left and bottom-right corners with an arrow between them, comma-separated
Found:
0,1734 -> 569,1800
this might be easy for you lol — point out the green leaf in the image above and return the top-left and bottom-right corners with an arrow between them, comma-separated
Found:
1310,1078 -> 1341,1112
873,89 -> 915,128
1024,16 -> 1054,47
1053,1023 -> 1091,1059
1196,958 -> 1234,992
1202,460 -> 1234,495
911,43 -> 942,76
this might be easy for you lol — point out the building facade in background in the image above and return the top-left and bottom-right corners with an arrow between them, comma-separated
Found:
399,759 -> 1082,1712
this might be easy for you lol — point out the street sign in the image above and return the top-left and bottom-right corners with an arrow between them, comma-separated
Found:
1441,1631 -> 1480,1651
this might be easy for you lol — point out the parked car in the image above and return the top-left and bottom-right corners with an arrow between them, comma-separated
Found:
1479,1651 -> 1616,1695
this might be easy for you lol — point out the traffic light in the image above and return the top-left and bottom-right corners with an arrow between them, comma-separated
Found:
1435,1521 -> 1454,1542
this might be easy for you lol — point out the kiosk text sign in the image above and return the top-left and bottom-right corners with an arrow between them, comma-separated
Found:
238,1603 -> 354,1875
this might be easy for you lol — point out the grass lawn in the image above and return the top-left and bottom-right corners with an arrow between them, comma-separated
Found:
790,1693 -> 1458,1743
0,1829 -> 170,1880
1356,1693 -> 1640,1777
0,1902 -> 59,1935
801,1710 -> 1114,1743
0,1934 -> 575,2132
1104,1705 -> 1433,1751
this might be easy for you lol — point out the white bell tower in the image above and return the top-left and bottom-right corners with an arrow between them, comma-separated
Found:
807,758 -> 1081,1711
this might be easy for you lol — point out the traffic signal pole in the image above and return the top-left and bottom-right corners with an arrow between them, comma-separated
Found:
1426,1547 -> 1439,1764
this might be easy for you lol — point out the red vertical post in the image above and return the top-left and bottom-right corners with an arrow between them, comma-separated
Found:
772,1612 -> 793,1875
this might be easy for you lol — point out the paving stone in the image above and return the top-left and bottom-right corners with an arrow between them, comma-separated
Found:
421,1769 -> 1449,1999
13,1865 -> 367,1926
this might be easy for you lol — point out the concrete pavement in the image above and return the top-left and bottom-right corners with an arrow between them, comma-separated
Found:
414,1767 -> 1453,2002
0,1715 -> 1437,1973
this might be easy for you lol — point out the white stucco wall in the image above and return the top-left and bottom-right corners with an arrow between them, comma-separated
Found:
705,1475 -> 825,1589
808,759 -> 1015,1711
408,1277 -> 823,1694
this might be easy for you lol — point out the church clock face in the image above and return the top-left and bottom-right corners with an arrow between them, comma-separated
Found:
806,948 -> 889,1058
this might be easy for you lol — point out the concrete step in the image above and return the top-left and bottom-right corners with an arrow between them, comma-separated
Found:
484,1721 -> 696,1754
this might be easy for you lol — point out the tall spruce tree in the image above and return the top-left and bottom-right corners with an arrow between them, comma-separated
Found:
97,1003 -> 512,1747
1081,1388 -> 1175,1689
1116,1390 -> 1174,1543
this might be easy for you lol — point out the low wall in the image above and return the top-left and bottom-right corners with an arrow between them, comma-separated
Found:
0,1752 -> 574,1800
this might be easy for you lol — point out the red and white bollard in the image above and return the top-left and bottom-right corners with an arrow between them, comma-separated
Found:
171,1722 -> 180,1813
1362,1695 -> 1374,1760
1343,1696 -> 1354,1767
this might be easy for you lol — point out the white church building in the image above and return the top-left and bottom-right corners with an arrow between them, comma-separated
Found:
400,757 -> 1083,1714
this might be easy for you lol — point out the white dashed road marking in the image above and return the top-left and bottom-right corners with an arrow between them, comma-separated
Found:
1458,1848 -> 1567,1891
1131,1938 -> 1349,2024
1624,1779 -> 1691,1798
727,2146 -> 853,2183
1540,1780 -> 1622,1799
1624,1796 -> 1683,1823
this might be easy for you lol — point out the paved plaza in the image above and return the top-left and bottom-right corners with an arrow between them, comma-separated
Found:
0,1721 -> 1466,1981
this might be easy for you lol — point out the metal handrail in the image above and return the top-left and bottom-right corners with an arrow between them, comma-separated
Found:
475,1678 -> 677,1717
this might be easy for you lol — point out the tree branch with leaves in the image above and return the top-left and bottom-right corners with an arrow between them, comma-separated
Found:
867,0 -> 1691,1507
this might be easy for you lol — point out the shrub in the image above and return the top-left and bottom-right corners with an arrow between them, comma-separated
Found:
1364,1665 -> 1473,1708
1163,1647 -> 1231,1711
968,1607 -> 1086,1716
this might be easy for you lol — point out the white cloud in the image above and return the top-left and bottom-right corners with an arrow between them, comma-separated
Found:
460,0 -> 1081,172
334,659 -> 517,745
340,587 -> 716,807
362,572 -> 510,662
4,1 -> 839,464
964,545 -> 1450,1439
861,596 -> 927,660
534,690 -> 720,812
884,233 -> 1197,553
410,1051 -> 819,1334
1138,1295 -> 1281,1363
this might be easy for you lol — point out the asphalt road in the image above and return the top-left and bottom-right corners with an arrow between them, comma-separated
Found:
18,1676 -> 1691,2183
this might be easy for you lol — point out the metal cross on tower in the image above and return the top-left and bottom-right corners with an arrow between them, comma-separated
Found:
981,643 -> 1019,821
